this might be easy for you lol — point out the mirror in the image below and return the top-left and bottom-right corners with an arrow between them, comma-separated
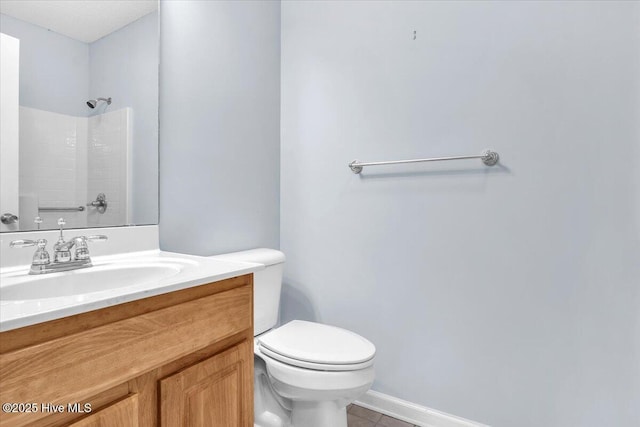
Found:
0,0 -> 159,232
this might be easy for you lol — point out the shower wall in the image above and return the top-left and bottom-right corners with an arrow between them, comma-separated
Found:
19,107 -> 87,230
19,107 -> 130,230
87,109 -> 131,228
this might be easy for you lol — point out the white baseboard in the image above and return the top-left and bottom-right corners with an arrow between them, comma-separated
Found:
355,390 -> 489,427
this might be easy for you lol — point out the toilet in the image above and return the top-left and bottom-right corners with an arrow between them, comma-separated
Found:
211,249 -> 375,427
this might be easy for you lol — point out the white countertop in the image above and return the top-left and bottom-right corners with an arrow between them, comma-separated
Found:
0,250 -> 263,332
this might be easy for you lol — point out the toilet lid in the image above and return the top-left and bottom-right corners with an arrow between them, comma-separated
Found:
258,320 -> 376,370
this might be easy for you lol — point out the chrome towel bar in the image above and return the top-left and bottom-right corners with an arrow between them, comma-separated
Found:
349,149 -> 499,174
39,206 -> 85,212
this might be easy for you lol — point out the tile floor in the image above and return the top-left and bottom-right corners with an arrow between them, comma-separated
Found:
347,404 -> 419,427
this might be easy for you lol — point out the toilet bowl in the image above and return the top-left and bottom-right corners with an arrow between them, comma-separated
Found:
210,249 -> 375,427
256,320 -> 375,427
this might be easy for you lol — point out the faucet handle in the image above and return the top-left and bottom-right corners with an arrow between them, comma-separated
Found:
73,236 -> 90,260
32,239 -> 50,265
72,235 -> 107,260
10,239 -> 49,265
10,239 -> 47,248
10,239 -> 37,248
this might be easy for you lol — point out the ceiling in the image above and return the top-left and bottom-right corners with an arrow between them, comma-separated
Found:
0,0 -> 158,43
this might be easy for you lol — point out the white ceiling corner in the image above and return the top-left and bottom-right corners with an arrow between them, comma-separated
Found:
0,0 -> 158,44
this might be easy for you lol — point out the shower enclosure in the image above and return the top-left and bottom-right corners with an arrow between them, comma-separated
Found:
18,105 -> 131,230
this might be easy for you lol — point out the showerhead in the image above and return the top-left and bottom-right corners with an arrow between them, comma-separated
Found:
86,97 -> 112,109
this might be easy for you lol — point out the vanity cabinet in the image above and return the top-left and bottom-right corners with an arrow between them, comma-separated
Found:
0,275 -> 254,427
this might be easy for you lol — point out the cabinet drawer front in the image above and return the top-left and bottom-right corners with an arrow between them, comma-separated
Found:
0,283 -> 252,427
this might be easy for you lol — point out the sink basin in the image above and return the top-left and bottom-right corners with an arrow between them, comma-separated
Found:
1,260 -> 186,300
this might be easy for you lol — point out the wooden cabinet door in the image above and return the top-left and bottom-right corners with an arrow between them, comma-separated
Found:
68,394 -> 139,427
160,340 -> 253,427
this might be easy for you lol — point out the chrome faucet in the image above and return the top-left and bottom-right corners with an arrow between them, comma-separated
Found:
53,218 -> 74,263
10,217 -> 108,275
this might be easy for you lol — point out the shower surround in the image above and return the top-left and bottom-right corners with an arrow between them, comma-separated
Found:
19,106 -> 131,230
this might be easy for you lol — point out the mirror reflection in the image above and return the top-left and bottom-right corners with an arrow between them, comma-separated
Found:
0,0 -> 159,232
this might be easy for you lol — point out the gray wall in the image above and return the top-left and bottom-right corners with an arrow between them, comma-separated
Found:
90,11 -> 159,225
159,0 -> 280,254
0,13 -> 89,117
280,1 -> 640,426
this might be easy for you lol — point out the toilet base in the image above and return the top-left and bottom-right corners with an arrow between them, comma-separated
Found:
291,401 -> 347,427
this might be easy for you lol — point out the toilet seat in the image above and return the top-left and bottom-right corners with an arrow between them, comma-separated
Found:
256,345 -> 375,398
257,320 -> 376,371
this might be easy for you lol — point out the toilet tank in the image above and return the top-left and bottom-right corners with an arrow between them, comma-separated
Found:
209,248 -> 285,336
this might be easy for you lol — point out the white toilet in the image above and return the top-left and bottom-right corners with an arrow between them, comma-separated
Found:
211,249 -> 375,427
